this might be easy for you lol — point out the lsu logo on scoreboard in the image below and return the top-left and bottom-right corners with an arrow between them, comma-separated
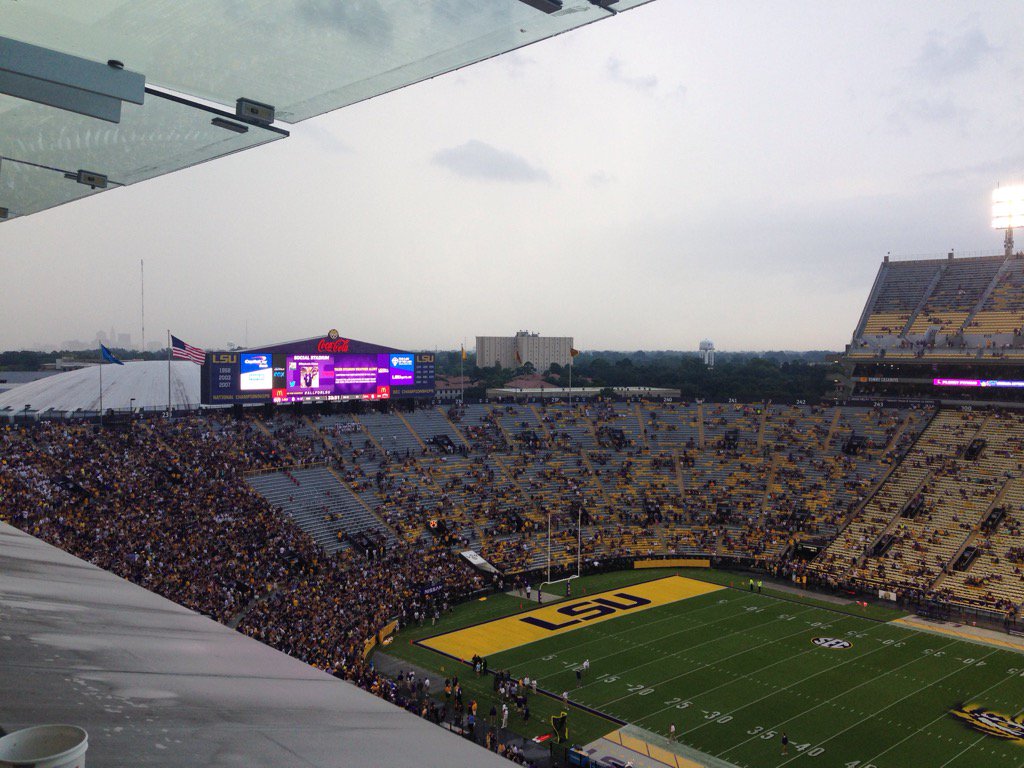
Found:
211,353 -> 238,363
520,593 -> 652,631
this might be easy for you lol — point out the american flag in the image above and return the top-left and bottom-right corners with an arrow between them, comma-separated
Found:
171,335 -> 205,365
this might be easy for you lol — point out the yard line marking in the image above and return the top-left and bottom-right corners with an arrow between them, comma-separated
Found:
593,605 -> 826,710
511,589 -> 756,669
940,734 -> 998,768
512,598 -> 761,688
772,646 -> 999,766
905,701 -> 1024,768
634,613 -> 891,727
421,576 -> 724,658
567,603 -> 820,686
683,618 -> 907,739
715,637 -> 967,757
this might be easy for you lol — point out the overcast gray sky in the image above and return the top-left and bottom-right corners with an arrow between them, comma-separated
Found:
2,0 -> 1022,353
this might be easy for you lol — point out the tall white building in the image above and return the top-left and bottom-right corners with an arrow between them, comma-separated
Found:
475,331 -> 574,372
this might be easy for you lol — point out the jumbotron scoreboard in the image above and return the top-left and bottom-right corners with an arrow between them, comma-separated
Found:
201,330 -> 435,405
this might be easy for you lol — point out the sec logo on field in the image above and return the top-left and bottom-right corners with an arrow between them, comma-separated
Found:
812,637 -> 852,650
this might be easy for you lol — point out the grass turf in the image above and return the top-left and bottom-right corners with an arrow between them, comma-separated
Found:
384,569 -> 1024,768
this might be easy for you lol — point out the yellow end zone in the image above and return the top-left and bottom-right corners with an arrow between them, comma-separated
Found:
419,575 -> 722,659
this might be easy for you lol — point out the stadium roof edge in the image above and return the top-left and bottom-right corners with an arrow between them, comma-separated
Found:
1,0 -> 656,221
0,522 -> 513,768
881,251 -> 1007,265
223,332 -> 420,357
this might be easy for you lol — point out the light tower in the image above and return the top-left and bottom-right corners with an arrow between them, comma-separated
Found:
699,339 -> 715,368
992,185 -> 1024,257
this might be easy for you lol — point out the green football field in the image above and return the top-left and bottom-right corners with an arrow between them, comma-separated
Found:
389,570 -> 1024,768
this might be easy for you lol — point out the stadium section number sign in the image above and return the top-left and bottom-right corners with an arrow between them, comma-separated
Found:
418,576 -> 722,659
202,331 -> 435,405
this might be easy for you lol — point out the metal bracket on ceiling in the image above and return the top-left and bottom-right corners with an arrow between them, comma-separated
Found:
0,36 -> 144,123
144,87 -> 289,137
516,0 -> 563,14
63,170 -> 108,189
236,98 -> 275,126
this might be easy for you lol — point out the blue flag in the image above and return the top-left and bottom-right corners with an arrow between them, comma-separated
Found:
100,344 -> 124,365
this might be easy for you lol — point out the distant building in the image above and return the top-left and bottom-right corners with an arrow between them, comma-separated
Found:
434,375 -> 478,402
0,371 -> 58,396
48,358 -> 99,371
476,331 -> 574,372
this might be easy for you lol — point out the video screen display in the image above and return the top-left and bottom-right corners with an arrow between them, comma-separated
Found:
933,378 -> 1024,388
240,353 -> 274,391
272,353 -> 410,403
202,335 -> 435,405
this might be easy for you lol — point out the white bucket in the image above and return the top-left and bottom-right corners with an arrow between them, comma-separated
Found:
0,725 -> 88,768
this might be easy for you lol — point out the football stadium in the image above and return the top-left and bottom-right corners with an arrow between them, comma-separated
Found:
5,248 -> 1024,767
3,4 -> 1024,768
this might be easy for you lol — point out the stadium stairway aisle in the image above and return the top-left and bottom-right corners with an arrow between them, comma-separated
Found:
247,466 -> 396,553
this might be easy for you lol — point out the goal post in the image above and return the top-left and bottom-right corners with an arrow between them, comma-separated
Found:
539,507 -> 583,596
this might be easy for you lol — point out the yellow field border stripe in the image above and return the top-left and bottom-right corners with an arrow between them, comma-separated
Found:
892,617 -> 1024,653
419,575 -> 722,659
635,558 -> 710,569
605,729 -> 706,768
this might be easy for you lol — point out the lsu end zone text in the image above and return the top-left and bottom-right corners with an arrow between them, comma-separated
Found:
418,576 -> 723,659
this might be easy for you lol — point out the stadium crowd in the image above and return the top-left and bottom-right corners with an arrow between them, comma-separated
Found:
5,404 -> 1022,622
322,402 -> 925,581
2,401 -> 1023,762
0,416 -> 485,661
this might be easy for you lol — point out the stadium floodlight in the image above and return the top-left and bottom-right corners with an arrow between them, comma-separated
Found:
992,185 -> 1024,228
992,184 -> 1024,256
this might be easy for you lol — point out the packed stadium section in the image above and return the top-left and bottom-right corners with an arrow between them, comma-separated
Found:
3,252 -> 1024,768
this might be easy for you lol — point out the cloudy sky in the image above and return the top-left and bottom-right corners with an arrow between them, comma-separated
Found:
2,0 -> 1023,353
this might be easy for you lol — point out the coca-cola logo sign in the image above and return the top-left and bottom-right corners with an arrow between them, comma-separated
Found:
317,337 -> 350,353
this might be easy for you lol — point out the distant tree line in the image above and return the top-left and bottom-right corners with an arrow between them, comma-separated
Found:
0,349 -> 168,370
3,347 -> 841,404
432,350 -> 840,403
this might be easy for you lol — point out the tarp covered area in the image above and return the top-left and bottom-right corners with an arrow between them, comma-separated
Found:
0,361 -> 200,416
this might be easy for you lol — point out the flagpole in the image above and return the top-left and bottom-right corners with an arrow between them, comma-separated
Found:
167,330 -> 172,417
98,347 -> 103,427
460,338 -> 465,405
